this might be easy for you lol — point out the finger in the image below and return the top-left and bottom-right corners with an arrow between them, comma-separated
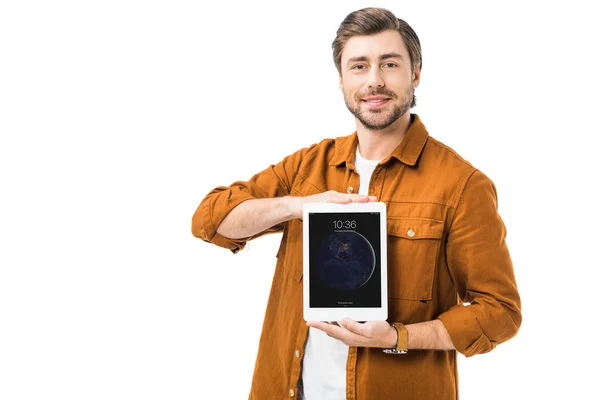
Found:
307,321 -> 343,338
335,323 -> 365,346
339,318 -> 372,337
307,321 -> 360,343
326,193 -> 377,205
349,194 -> 378,202
329,196 -> 354,204
352,195 -> 372,203
338,194 -> 374,203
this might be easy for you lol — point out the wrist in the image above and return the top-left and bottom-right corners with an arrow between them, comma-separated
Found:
383,322 -> 409,355
279,196 -> 296,220
385,324 -> 398,348
281,195 -> 303,220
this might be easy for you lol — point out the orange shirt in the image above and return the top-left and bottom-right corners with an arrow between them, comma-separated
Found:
192,114 -> 522,400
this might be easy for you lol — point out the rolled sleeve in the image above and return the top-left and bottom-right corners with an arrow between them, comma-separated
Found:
195,187 -> 255,253
191,145 -> 316,253
438,305 -> 495,357
439,170 -> 522,357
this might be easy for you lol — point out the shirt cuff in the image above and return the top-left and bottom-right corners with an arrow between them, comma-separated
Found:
437,305 -> 496,357
199,191 -> 255,254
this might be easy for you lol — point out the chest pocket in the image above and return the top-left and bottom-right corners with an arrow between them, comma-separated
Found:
387,217 -> 444,300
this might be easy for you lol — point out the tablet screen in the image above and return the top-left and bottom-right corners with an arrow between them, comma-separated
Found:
308,211 -> 382,308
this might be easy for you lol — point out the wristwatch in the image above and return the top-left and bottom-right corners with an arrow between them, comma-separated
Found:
383,322 -> 408,354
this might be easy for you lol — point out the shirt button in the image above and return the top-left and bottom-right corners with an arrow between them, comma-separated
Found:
407,229 -> 415,238
295,350 -> 300,358
289,389 -> 295,397
346,186 -> 354,193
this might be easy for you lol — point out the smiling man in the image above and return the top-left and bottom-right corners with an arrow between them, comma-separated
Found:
341,33 -> 416,132
192,7 -> 521,400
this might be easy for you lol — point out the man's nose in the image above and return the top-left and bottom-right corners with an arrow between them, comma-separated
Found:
366,68 -> 384,88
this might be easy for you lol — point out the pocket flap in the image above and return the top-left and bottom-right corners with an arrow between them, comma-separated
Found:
388,217 -> 444,239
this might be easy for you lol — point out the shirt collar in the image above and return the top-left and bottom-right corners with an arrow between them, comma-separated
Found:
328,114 -> 429,168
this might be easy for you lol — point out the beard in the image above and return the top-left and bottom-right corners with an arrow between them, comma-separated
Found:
344,87 -> 414,131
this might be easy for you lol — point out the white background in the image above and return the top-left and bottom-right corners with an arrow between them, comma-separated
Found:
1,0 -> 599,399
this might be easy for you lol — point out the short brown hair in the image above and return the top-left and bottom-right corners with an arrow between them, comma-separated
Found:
332,8 -> 422,76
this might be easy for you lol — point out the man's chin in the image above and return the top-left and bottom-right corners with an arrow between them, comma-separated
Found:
360,114 -> 396,129
359,120 -> 395,131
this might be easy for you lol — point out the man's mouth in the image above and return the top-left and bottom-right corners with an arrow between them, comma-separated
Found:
361,96 -> 391,108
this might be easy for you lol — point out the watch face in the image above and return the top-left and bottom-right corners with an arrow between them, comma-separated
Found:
308,212 -> 381,308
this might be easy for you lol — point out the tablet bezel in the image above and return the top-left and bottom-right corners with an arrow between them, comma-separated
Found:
302,202 -> 388,322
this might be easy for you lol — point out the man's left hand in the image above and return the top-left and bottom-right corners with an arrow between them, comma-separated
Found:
307,318 -> 396,348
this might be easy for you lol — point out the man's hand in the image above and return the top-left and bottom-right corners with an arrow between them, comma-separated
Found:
285,190 -> 377,219
307,318 -> 397,348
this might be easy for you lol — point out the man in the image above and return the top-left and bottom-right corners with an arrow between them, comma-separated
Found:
192,7 -> 521,400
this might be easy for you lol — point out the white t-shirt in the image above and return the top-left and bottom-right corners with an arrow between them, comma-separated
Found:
299,147 -> 382,400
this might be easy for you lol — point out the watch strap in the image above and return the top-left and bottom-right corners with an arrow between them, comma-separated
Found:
383,322 -> 408,354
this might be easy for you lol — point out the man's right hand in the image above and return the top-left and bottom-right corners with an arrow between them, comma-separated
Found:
284,190 -> 378,219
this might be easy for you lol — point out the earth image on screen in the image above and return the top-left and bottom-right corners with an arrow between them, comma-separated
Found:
316,231 -> 376,291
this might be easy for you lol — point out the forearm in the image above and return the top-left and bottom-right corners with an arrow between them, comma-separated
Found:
405,319 -> 455,350
382,319 -> 455,350
217,196 -> 293,239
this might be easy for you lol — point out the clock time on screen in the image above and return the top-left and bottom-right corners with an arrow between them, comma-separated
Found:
333,220 -> 357,229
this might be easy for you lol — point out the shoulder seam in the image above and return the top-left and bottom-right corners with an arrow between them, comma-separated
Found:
428,136 -> 475,170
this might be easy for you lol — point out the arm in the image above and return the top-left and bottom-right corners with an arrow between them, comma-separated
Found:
307,319 -> 455,350
437,170 -> 522,356
405,320 -> 454,350
191,145 -> 314,253
216,197 -> 293,239
217,193 -> 376,239
192,144 -> 376,252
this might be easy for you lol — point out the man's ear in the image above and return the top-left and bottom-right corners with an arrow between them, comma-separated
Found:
412,63 -> 421,88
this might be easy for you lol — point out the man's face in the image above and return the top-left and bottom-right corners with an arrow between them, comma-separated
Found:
339,29 -> 420,131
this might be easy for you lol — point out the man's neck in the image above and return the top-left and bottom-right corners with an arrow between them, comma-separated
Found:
356,112 -> 413,161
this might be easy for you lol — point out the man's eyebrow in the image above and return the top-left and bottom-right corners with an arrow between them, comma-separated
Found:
347,56 -> 369,64
346,53 -> 404,65
380,52 -> 404,61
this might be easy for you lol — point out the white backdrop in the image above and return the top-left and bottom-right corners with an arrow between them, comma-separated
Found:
1,1 -> 599,399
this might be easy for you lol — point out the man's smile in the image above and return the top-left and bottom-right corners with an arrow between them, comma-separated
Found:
361,96 -> 391,108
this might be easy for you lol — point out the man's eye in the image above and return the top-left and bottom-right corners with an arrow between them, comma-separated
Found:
383,63 -> 397,68
352,65 -> 365,70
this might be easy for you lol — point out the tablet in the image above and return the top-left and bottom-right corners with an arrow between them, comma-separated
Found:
303,202 -> 388,322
